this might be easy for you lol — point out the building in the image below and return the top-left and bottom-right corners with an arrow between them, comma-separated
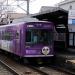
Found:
58,0 -> 75,10
58,0 -> 75,52
0,13 -> 26,25
33,6 -> 68,52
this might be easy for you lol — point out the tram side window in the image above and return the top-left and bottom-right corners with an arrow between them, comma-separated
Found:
2,31 -> 14,41
7,32 -> 14,41
2,31 -> 4,40
0,32 -> 1,40
26,31 -> 31,43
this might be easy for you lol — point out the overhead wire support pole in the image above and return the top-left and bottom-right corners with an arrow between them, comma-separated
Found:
7,0 -> 9,24
27,0 -> 29,15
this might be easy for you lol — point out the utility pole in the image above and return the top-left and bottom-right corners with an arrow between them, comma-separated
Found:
7,0 -> 10,24
17,0 -> 30,15
27,0 -> 30,15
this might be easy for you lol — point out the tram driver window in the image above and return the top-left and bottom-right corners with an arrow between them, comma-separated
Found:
26,31 -> 31,43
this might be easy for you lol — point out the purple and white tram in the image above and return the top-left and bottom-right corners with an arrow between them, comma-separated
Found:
0,21 -> 54,58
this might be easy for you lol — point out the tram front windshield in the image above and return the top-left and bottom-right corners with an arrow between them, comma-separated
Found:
26,29 -> 53,45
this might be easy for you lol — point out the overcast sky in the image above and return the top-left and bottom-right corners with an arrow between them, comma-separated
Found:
13,0 -> 64,14
0,0 -> 65,14
29,0 -> 64,14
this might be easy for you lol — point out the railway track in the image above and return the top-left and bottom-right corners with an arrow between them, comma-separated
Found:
0,53 -> 73,75
0,53 -> 45,75
0,63 -> 14,75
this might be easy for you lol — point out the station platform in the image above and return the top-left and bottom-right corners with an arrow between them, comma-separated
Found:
56,53 -> 75,60
55,48 -> 75,60
65,60 -> 75,72
54,53 -> 75,74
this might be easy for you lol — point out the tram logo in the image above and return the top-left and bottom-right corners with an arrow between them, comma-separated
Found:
42,46 -> 50,55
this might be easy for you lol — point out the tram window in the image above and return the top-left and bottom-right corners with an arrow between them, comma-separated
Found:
2,31 -> 5,40
0,32 -> 1,39
2,31 -> 6,40
26,29 -> 53,45
3,31 -> 14,41
26,31 -> 31,42
4,33 -> 11,40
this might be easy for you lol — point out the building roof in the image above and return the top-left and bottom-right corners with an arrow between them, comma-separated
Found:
32,6 -> 68,32
58,0 -> 75,6
33,6 -> 68,16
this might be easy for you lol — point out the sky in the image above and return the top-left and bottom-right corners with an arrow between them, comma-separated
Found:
0,0 -> 65,14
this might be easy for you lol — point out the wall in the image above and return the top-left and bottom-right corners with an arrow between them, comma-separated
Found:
58,0 -> 75,10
